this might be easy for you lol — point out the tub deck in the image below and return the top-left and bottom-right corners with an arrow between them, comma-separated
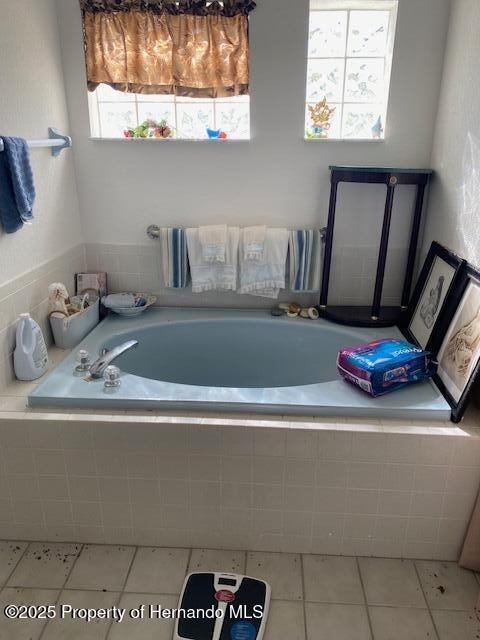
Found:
29,308 -> 451,421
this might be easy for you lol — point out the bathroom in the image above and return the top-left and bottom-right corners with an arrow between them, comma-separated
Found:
0,0 -> 480,638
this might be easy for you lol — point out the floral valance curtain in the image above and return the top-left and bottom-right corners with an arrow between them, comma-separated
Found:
80,0 -> 256,98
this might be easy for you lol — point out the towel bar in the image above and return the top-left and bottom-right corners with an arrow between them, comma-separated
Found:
146,224 -> 162,239
0,128 -> 72,157
146,225 -> 327,239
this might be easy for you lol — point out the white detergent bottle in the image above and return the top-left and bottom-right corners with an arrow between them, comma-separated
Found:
13,313 -> 49,381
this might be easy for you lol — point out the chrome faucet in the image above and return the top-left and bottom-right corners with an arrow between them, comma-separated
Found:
89,340 -> 139,378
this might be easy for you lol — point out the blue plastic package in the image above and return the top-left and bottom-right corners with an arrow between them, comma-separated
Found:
337,338 -> 436,397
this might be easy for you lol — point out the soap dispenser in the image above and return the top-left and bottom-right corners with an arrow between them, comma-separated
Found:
13,313 -> 49,381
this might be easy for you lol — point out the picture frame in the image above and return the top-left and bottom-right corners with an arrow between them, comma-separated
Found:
401,242 -> 464,352
433,263 -> 480,423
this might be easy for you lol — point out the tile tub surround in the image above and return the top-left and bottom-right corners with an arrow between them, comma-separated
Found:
0,244 -> 86,392
84,242 -> 408,307
0,382 -> 479,557
0,544 -> 479,640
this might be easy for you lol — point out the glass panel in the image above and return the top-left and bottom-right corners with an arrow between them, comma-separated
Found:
91,89 -> 251,139
305,102 -> 342,139
345,58 -> 385,103
176,102 -> 214,139
347,10 -> 390,57
342,104 -> 384,139
95,84 -> 132,102
137,103 -> 176,131
306,59 -> 344,103
98,103 -> 137,137
215,103 -> 250,139
308,11 -> 348,57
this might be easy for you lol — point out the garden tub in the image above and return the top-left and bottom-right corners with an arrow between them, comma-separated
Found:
29,307 -> 450,420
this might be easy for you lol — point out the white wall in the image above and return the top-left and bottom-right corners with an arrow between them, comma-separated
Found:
0,0 -> 83,286
58,0 -> 449,261
422,0 -> 480,268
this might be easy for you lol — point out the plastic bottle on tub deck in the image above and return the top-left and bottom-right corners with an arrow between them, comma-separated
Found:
13,313 -> 49,381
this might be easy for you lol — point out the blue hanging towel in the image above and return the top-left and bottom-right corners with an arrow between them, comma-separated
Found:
160,227 -> 189,288
0,136 -> 35,233
289,229 -> 323,292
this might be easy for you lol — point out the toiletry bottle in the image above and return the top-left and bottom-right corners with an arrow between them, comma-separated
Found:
13,313 -> 49,381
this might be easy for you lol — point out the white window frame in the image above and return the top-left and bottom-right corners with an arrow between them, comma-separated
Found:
306,0 -> 398,141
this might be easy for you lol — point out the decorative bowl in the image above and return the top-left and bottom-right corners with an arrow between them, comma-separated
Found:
103,293 -> 157,317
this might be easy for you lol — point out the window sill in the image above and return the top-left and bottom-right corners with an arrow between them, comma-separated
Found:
89,137 -> 383,143
304,137 -> 385,143
89,137 -> 250,143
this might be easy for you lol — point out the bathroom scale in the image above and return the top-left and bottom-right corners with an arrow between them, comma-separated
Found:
174,572 -> 271,640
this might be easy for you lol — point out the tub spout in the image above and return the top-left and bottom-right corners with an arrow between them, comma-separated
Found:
89,340 -> 139,378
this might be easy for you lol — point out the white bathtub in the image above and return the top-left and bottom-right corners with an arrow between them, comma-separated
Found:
29,308 -> 450,420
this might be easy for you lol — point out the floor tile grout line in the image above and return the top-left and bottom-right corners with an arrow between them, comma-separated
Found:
105,544 -> 139,640
4,580 -> 476,610
353,557 -> 368,607
37,541 -> 84,640
2,585 -> 184,595
2,583 -> 477,611
413,560 -> 441,640
61,543 -> 85,590
1,539 -> 476,567
0,541 -> 30,589
355,557 -> 374,640
2,538 -> 468,564
300,554 -> 308,640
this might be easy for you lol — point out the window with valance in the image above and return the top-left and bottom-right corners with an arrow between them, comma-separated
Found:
80,0 -> 256,139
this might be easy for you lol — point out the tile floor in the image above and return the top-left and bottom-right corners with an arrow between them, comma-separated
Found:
0,540 -> 478,639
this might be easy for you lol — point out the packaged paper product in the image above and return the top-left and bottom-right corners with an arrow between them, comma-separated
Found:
337,338 -> 436,397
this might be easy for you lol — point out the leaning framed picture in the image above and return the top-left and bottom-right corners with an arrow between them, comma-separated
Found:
434,263 -> 480,423
402,242 -> 464,351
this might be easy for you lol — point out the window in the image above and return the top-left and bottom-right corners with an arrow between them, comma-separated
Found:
81,1 -> 254,141
88,87 -> 250,141
305,0 -> 398,140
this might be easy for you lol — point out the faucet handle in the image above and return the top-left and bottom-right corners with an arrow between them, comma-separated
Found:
75,349 -> 91,373
103,365 -> 121,391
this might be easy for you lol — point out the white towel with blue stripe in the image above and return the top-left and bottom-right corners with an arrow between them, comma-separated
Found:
289,229 -> 322,292
239,227 -> 288,299
160,227 -> 189,288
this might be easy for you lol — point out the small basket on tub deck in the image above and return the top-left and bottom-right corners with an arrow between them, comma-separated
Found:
49,299 -> 100,349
